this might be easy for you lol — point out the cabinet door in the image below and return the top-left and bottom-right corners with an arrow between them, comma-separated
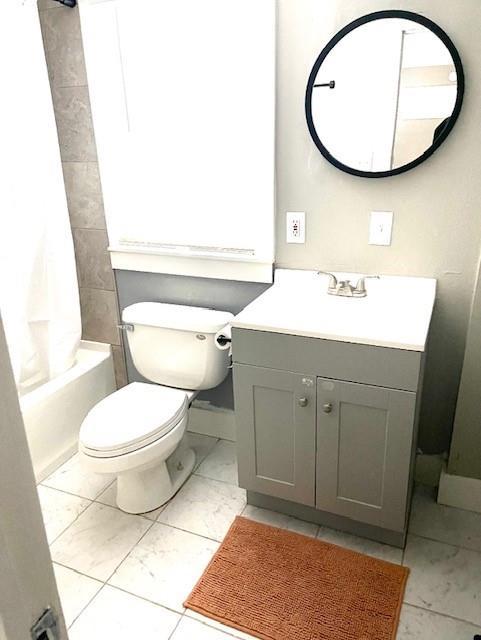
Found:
233,365 -> 316,506
317,378 -> 416,531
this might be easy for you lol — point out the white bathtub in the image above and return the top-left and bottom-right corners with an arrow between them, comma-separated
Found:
21,341 -> 116,482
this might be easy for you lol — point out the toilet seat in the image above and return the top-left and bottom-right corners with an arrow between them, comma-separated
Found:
79,382 -> 189,458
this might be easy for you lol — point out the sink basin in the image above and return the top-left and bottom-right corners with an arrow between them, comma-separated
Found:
231,269 -> 436,351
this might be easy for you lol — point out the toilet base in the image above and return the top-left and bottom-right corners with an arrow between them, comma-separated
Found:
116,447 -> 196,514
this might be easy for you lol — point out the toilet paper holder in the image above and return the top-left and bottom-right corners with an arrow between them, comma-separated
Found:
216,334 -> 232,348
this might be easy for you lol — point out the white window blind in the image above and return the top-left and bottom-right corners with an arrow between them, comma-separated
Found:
79,0 -> 275,282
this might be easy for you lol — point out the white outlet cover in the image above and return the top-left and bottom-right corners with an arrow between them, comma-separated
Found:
286,211 -> 306,244
369,211 -> 393,246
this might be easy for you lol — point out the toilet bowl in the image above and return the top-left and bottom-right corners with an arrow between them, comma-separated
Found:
80,382 -> 197,514
78,302 -> 233,514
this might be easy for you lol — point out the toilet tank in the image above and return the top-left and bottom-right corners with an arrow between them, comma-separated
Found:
122,302 -> 234,390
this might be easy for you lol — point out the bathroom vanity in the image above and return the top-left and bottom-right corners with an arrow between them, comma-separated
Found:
231,270 -> 436,547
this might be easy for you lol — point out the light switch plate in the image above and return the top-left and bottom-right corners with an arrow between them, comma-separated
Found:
286,211 -> 305,244
369,211 -> 393,246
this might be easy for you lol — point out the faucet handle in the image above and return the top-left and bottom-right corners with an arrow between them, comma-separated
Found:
317,271 -> 338,289
354,275 -> 380,295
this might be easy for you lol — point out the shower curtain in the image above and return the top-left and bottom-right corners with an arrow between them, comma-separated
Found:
0,0 -> 81,392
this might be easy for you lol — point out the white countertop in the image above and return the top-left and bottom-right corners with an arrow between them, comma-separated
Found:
231,269 -> 436,351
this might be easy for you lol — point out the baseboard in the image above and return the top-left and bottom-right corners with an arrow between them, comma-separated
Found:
438,468 -> 481,514
187,405 -> 236,441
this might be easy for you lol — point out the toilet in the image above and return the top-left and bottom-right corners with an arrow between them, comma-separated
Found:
79,302 -> 233,514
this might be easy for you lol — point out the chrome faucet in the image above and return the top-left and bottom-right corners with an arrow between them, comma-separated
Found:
317,271 -> 379,298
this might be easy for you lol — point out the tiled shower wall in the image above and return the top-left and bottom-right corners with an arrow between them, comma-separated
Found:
37,0 -> 127,388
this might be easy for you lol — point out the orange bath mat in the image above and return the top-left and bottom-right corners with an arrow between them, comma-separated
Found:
185,516 -> 409,640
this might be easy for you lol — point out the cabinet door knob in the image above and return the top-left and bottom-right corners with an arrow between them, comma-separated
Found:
323,402 -> 333,414
298,397 -> 308,407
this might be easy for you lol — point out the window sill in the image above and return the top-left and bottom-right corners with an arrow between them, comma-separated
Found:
108,246 -> 274,283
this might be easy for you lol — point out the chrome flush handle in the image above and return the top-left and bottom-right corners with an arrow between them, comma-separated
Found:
117,323 -> 134,332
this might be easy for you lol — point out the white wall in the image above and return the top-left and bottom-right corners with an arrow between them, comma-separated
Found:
276,0 -> 481,453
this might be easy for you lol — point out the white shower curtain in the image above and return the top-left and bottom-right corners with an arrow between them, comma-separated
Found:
0,0 -> 81,392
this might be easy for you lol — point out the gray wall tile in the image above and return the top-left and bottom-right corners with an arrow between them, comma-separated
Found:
39,6 -> 87,88
39,0 -> 124,361
73,229 -> 114,290
52,86 -> 97,162
38,1 -> 62,11
79,288 -> 120,345
112,345 -> 128,389
63,163 -> 106,230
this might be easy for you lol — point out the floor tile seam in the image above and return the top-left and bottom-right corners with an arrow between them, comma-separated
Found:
193,470 -> 240,488
101,517 -> 158,585
103,582 -> 186,617
406,530 -> 481,554
65,580 -> 105,630
91,495 -> 164,522
40,477 -> 116,502
47,499 -> 93,546
146,518 -> 224,544
402,600 -> 481,627
167,615 -> 184,639
183,610 -> 254,639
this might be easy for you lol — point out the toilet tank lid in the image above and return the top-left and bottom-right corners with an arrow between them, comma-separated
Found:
122,302 -> 233,333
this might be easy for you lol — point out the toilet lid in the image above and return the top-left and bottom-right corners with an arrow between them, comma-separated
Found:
80,382 -> 188,455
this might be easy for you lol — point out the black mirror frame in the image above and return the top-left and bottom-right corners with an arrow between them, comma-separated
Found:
305,10 -> 465,179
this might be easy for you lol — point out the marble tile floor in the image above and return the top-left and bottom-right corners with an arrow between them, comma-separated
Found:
38,435 -> 481,639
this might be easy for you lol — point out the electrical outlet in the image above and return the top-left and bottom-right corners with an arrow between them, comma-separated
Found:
286,212 -> 305,244
369,211 -> 393,246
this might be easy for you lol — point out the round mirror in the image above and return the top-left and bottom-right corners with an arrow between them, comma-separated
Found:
305,11 -> 464,178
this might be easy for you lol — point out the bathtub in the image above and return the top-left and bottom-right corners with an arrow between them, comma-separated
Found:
21,341 -> 116,482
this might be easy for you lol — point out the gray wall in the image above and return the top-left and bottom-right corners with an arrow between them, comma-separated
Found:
115,271 -> 271,408
38,0 -> 127,388
276,0 -> 481,453
448,261 -> 481,480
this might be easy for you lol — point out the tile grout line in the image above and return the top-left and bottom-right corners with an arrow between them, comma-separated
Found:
104,582 -> 186,618
149,517 -> 226,545
402,601 -> 481,628
193,470 -> 240,488
52,561 -> 104,586
66,516 -> 160,629
92,494 -> 165,523
167,615 -> 183,640
181,611 -> 251,640
404,530 -> 481,556
46,499 -> 93,547
70,226 -> 108,232
41,478 -> 115,503
102,514 -> 159,585
65,580 -> 104,631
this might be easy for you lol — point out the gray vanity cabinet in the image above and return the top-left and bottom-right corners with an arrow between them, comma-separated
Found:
234,364 -> 316,506
232,328 -> 425,545
316,378 -> 416,531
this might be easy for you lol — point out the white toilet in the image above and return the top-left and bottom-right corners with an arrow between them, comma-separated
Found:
79,302 -> 233,514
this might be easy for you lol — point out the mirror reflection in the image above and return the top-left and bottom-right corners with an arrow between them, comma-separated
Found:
307,15 -> 463,176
